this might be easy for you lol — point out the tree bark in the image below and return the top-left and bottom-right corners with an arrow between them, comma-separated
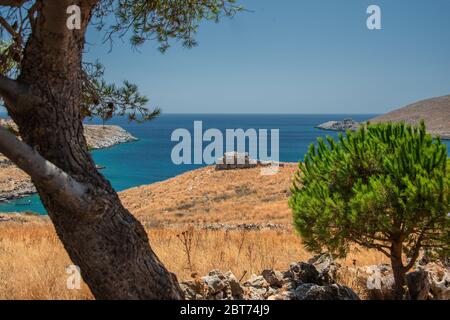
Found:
390,241 -> 406,300
3,1 -> 183,299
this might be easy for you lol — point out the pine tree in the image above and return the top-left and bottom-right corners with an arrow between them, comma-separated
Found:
289,121 -> 450,299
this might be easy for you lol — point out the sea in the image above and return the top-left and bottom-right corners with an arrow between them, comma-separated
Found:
1,114 -> 448,214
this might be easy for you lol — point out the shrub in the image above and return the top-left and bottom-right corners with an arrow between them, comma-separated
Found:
289,121 -> 449,299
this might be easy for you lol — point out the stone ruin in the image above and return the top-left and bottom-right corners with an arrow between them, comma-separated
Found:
215,152 -> 283,171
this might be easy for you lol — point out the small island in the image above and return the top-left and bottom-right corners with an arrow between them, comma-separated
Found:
315,118 -> 360,132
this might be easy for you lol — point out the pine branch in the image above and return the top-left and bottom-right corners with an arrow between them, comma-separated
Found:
0,15 -> 19,38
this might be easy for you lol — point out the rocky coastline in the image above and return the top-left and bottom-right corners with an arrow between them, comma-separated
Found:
84,125 -> 138,149
315,118 -> 360,132
0,119 -> 137,203
0,155 -> 37,202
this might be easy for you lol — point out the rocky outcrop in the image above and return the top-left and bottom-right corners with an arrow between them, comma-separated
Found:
0,119 -> 137,202
181,254 -> 450,300
308,253 -> 341,284
199,223 -> 287,231
0,178 -> 36,202
0,212 -> 49,224
0,118 -> 137,150
360,264 -> 397,300
355,262 -> 450,300
424,262 -> 450,300
315,119 -> 360,132
180,270 -> 244,300
180,255 -> 360,300
288,283 -> 360,300
84,125 -> 137,149
0,155 -> 36,202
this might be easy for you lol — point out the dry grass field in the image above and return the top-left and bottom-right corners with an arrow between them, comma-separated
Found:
119,164 -> 298,228
0,217 -> 387,300
0,165 -> 389,299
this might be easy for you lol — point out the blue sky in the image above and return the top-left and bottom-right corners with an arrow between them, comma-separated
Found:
85,0 -> 450,114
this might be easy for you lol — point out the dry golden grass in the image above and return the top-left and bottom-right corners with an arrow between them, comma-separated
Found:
120,164 -> 298,228
0,218 -> 388,300
0,165 -> 390,299
0,220 -> 93,300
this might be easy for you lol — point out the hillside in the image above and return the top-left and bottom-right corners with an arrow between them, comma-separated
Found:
371,95 -> 450,139
0,165 -> 391,299
119,164 -> 298,229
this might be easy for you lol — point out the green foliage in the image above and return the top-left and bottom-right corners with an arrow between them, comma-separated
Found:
0,40 -> 18,76
94,0 -> 243,52
289,122 -> 449,265
81,61 -> 160,123
1,1 -> 242,120
0,40 -> 19,107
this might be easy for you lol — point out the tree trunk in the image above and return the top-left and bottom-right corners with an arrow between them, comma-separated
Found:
4,1 -> 183,299
390,242 -> 406,300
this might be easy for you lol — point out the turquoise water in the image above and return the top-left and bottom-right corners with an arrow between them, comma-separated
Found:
1,114 -> 448,214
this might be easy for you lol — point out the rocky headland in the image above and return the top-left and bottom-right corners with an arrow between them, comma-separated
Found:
0,119 -> 137,202
370,94 -> 450,140
316,95 -> 450,139
84,125 -> 137,149
315,118 -> 360,132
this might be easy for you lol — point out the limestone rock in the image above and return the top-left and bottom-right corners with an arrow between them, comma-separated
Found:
84,125 -> 138,149
261,269 -> 284,287
243,275 -> 269,300
181,270 -> 244,300
225,271 -> 243,297
424,263 -> 450,300
361,264 -> 397,300
315,119 -> 360,132
293,283 -> 360,300
203,270 -> 227,295
180,278 -> 206,300
286,262 -> 321,285
308,253 -> 341,284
